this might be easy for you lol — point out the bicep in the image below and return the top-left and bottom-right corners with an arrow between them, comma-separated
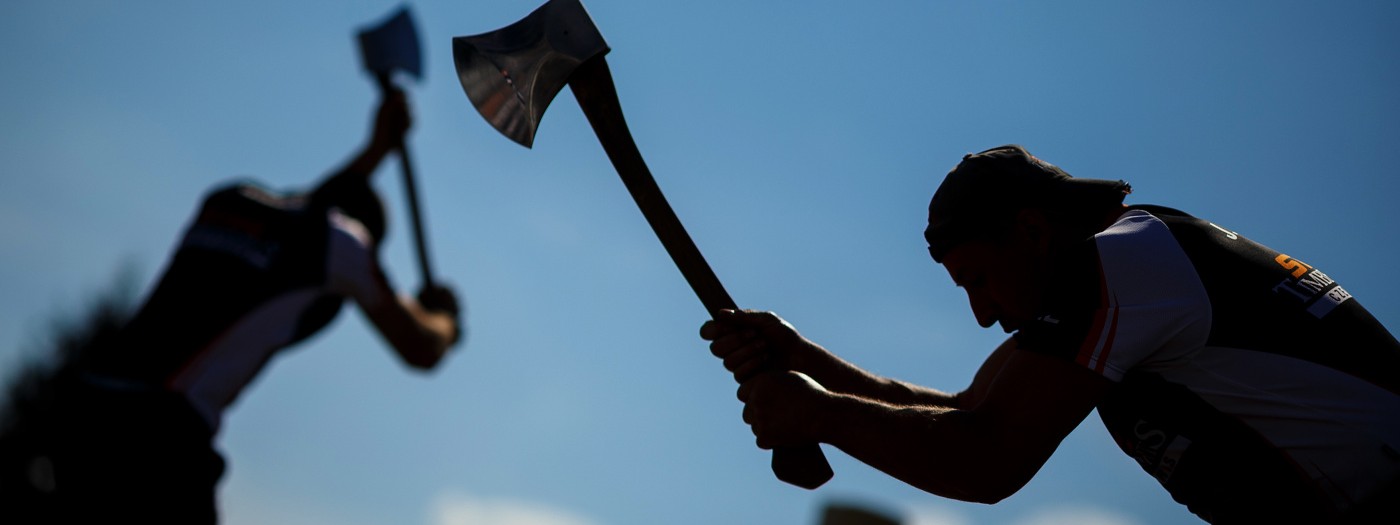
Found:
325,211 -> 390,309
822,341 -> 1112,502
970,342 -> 1113,490
959,337 -> 1017,410
323,213 -> 433,361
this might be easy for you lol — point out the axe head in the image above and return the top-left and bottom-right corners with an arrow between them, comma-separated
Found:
453,0 -> 609,148
358,6 -> 424,82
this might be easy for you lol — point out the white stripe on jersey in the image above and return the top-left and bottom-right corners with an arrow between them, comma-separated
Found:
1085,210 -> 1213,381
1161,345 -> 1400,507
168,288 -> 326,431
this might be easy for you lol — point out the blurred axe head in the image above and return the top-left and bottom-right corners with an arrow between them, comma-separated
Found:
358,6 -> 424,85
451,0 -> 609,148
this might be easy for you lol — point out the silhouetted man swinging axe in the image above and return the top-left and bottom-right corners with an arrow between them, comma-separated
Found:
452,0 -> 834,489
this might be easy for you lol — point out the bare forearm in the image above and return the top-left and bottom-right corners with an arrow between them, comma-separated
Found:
860,375 -> 961,408
803,349 -> 1108,503
802,349 -> 960,408
334,87 -> 409,179
363,296 -> 456,371
813,392 -> 1032,503
332,140 -> 395,180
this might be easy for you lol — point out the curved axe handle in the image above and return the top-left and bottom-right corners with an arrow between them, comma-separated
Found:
567,56 -> 834,490
376,74 -> 436,287
397,141 -> 435,287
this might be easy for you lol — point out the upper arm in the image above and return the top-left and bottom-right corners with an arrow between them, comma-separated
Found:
325,210 -> 389,308
325,211 -> 450,369
356,281 -> 453,370
819,337 -> 1112,503
959,336 -> 1017,410
966,339 -> 1113,496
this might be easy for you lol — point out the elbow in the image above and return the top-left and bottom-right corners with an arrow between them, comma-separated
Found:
954,444 -> 1040,504
398,325 -> 458,371
925,472 -> 1030,505
915,412 -> 1039,505
924,464 -> 1028,504
403,356 -> 439,372
956,479 -> 1025,505
901,473 -> 1019,504
399,345 -> 448,371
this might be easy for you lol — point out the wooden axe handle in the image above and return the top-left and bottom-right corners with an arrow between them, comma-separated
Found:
396,141 -> 436,287
376,74 -> 436,287
568,56 -> 834,490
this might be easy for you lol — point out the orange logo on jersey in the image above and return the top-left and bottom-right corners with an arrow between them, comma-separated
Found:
1274,254 -> 1313,279
1272,253 -> 1350,318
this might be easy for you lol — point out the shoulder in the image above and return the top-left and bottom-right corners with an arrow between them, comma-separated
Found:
1121,204 -> 1243,245
194,180 -> 309,226
327,208 -> 376,250
1018,207 -> 1215,379
1092,208 -> 1209,309
1094,209 -> 1183,259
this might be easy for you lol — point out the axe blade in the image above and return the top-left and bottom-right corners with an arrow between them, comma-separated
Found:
358,6 -> 424,81
452,0 -> 608,148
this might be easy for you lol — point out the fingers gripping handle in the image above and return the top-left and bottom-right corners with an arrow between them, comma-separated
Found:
568,57 -> 833,490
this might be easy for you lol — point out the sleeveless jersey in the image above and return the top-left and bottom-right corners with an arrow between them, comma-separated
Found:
94,182 -> 386,431
1015,205 -> 1400,523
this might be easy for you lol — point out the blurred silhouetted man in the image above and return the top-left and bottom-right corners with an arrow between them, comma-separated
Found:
703,145 -> 1399,524
1,89 -> 462,523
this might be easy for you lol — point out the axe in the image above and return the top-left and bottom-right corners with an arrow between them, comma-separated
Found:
357,6 -> 435,286
452,0 -> 834,489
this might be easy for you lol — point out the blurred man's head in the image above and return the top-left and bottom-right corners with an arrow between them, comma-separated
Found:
311,176 -> 386,243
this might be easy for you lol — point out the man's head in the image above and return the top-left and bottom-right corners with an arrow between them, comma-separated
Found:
925,145 -> 1130,262
309,175 -> 387,244
926,145 -> 1130,331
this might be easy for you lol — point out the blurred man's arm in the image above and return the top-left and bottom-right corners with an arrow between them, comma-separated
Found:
357,276 -> 461,370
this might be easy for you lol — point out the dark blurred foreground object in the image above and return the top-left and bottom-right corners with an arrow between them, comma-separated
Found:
0,271 -> 213,523
819,501 -> 902,525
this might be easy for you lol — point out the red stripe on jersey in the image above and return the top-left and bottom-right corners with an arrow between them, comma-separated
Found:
1075,267 -> 1120,375
1078,267 -> 1114,369
1095,302 -> 1121,375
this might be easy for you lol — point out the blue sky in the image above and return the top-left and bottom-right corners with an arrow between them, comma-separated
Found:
2,1 -> 1397,524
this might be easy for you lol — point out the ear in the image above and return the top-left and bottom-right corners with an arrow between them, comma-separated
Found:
1013,208 -> 1054,256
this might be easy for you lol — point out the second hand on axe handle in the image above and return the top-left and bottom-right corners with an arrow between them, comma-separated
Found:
567,57 -> 834,490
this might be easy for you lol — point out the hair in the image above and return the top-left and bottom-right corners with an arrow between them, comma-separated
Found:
924,144 -> 1132,262
926,186 -> 1131,262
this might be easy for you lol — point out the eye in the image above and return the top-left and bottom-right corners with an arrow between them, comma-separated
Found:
953,271 -> 985,290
